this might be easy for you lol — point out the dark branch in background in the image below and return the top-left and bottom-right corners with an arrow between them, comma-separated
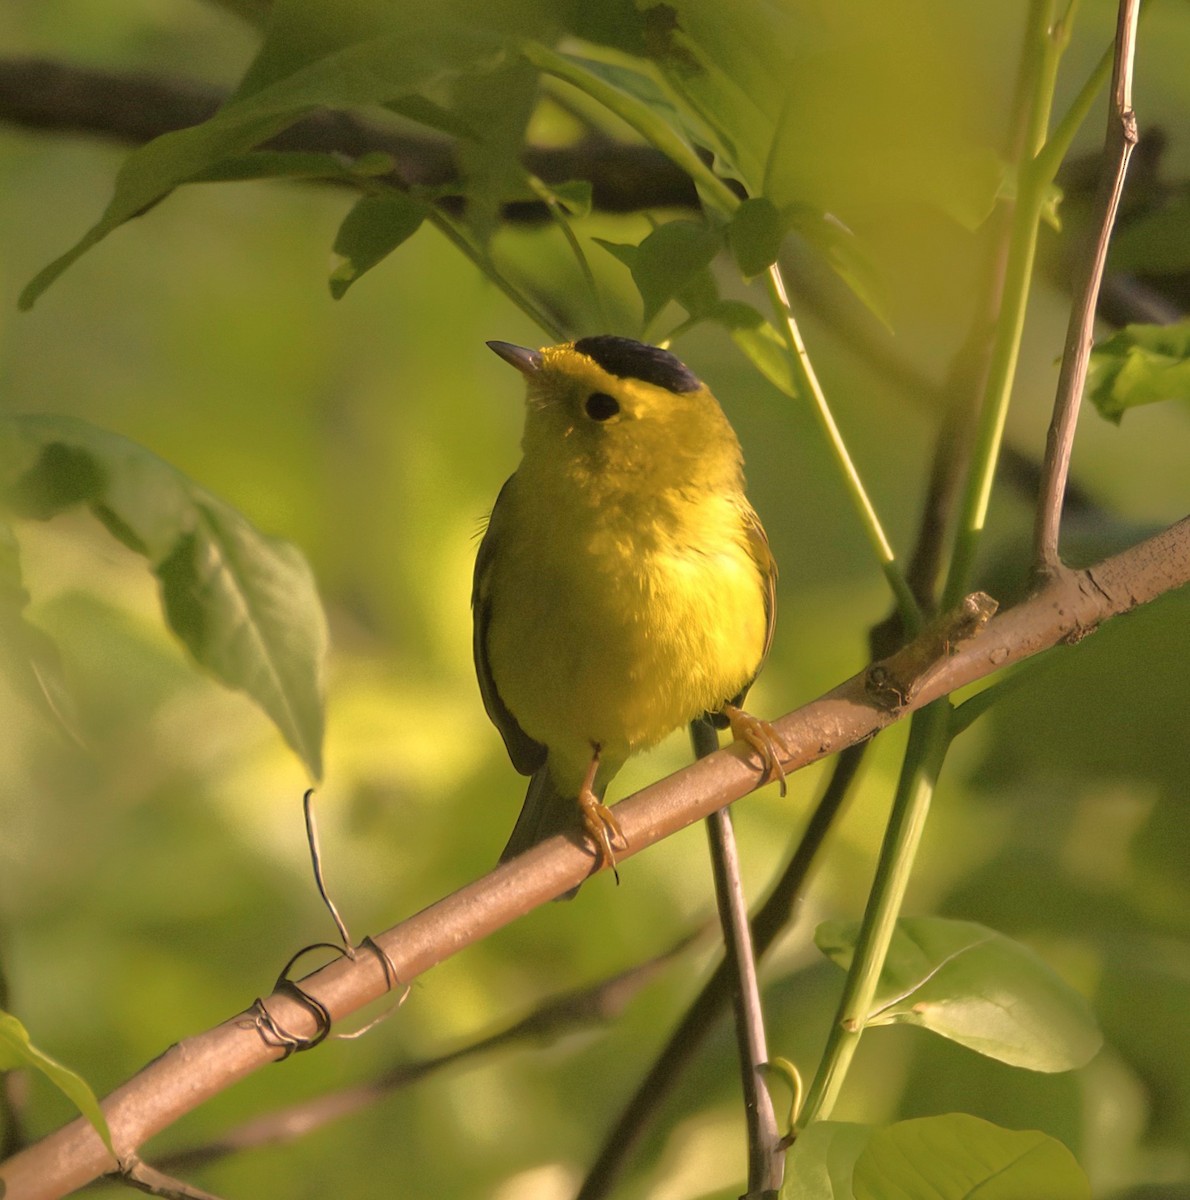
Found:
0,57 -> 697,217
3,518 -> 1187,1200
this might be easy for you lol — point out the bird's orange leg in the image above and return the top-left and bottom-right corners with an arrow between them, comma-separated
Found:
722,703 -> 790,798
577,745 -> 626,880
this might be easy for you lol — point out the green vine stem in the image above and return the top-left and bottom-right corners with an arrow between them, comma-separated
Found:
797,701 -> 952,1126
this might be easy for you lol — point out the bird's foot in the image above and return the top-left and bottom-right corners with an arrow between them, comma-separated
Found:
723,703 -> 789,797
578,787 -> 626,883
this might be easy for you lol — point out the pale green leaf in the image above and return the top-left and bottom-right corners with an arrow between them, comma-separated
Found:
1086,319 -> 1190,424
0,519 -> 81,741
0,415 -> 327,778
780,1121 -> 871,1200
852,1114 -> 1090,1200
0,1010 -> 113,1156
815,916 -> 1102,1071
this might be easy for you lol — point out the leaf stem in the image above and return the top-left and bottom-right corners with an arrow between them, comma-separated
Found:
942,0 -> 1075,607
765,265 -> 921,632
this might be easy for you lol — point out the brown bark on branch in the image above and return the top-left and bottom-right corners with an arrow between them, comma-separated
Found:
2,516 -> 1187,1200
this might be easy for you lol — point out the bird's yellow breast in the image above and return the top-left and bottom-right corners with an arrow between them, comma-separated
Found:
484,470 -> 768,793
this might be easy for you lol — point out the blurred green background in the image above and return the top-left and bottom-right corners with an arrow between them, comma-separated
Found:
1,2 -> 1188,1197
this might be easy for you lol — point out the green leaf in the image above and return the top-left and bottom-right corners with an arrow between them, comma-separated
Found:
1086,319 -> 1190,424
451,56 -> 540,243
521,43 -> 736,214
595,219 -> 722,324
0,415 -> 327,778
727,197 -> 784,278
330,190 -> 428,299
0,1010 -> 113,1156
539,179 -> 594,220
784,206 -> 892,330
20,13 -> 496,308
852,1115 -> 1090,1200
709,300 -> 798,398
815,916 -> 1102,1071
780,1121 -> 871,1200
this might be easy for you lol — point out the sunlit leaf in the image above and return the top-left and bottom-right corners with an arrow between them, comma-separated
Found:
0,415 -> 327,778
815,916 -> 1102,1071
1086,319 -> 1190,424
780,1121 -> 871,1200
0,1010 -> 113,1156
331,190 -> 428,298
852,1114 -> 1090,1200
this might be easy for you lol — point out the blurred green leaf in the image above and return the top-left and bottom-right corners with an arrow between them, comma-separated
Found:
20,12 -> 497,309
521,43 -> 733,212
0,1010 -> 113,1156
640,0 -> 791,191
727,197 -> 784,278
780,1121 -> 871,1199
709,300 -> 798,398
852,1114 -> 1090,1200
784,206 -> 892,329
331,190 -> 428,298
451,56 -> 541,242
815,916 -> 1102,1071
0,415 -> 327,778
1086,319 -> 1190,424
0,520 -> 81,741
761,7 -> 1003,230
595,219 -> 722,324
538,179 -> 594,220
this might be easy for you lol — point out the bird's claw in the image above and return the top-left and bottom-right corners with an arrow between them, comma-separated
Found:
578,788 -> 626,883
724,703 -> 789,797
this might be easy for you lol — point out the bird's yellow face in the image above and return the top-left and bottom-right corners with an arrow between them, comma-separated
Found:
490,337 -> 744,498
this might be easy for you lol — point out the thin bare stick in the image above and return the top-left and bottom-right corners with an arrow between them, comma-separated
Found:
577,746 -> 861,1200
1034,0 -> 1141,574
693,721 -> 782,1197
2,519 -> 1188,1200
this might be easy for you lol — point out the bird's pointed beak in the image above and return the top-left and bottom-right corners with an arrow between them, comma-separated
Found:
487,341 -> 543,376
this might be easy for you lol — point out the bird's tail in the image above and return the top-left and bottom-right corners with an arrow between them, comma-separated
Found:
499,766 -> 607,900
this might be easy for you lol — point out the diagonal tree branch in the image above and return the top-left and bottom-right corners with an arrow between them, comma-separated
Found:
2,517 -> 1187,1200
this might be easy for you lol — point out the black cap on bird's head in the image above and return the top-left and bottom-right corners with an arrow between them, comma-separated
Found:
487,335 -> 703,396
573,335 -> 703,394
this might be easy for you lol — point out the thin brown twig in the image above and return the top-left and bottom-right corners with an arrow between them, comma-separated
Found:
1034,0 -> 1141,575
692,717 -> 782,1198
576,745 -> 863,1200
1,519 -> 1187,1200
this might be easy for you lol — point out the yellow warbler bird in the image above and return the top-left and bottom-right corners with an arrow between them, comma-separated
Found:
473,335 -> 783,884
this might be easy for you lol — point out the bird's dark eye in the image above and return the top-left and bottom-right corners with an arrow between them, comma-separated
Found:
585,392 -> 620,421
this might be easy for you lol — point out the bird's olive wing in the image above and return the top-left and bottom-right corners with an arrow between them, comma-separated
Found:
472,476 -> 548,777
